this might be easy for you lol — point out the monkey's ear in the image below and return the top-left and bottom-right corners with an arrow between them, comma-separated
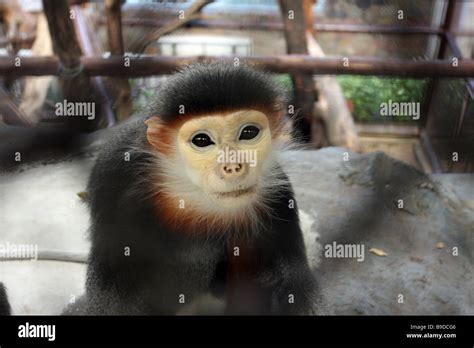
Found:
144,116 -> 164,150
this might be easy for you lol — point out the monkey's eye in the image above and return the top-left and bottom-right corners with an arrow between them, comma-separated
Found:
239,125 -> 260,141
191,133 -> 215,148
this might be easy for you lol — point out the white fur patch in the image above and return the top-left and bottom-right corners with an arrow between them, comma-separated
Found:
299,209 -> 321,270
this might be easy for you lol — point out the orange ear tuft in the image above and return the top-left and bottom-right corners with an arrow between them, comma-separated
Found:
145,116 -> 164,151
144,116 -> 160,126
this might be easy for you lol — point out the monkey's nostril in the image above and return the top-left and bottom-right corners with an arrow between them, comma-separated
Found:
222,164 -> 244,175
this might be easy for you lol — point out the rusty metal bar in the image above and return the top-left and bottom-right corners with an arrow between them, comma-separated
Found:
420,0 -> 460,173
103,17 -> 447,36
0,55 -> 473,77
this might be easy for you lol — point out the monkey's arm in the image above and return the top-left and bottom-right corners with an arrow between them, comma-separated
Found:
68,119 -> 155,315
0,283 -> 11,315
256,185 -> 320,315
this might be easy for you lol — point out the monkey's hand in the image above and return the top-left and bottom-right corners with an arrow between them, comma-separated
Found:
256,256 -> 320,315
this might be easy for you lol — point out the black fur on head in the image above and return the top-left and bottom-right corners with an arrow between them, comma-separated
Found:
148,62 -> 287,122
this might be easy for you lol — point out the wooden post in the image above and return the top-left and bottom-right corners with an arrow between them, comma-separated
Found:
0,87 -> 34,126
42,0 -> 82,69
73,4 -> 116,126
278,0 -> 326,146
106,0 -> 124,54
105,0 -> 132,122
306,32 -> 361,152
303,0 -> 316,36
42,0 -> 100,131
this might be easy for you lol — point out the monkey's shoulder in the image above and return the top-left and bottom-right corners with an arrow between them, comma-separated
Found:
87,118 -> 151,206
94,117 -> 148,165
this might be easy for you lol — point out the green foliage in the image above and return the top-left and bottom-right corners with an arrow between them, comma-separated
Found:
130,74 -> 428,124
129,79 -> 159,115
275,74 -> 294,94
336,76 -> 429,122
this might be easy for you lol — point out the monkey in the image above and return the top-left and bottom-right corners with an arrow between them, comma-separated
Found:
0,283 -> 12,315
63,62 -> 320,315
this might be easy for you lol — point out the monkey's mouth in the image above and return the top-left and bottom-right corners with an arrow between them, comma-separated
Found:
214,186 -> 256,198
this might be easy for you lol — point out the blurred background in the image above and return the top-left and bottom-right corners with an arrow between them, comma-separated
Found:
0,0 -> 472,173
0,0 -> 473,316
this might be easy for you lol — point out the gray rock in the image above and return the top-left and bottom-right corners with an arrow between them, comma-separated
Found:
0,145 -> 472,315
283,147 -> 473,315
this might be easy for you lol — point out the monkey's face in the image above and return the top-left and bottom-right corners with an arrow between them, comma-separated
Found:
144,64 -> 286,229
175,110 -> 273,211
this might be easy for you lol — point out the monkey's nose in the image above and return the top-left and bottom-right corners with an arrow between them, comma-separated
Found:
220,163 -> 246,178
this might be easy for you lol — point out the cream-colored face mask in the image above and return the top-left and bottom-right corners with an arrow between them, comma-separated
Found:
175,110 -> 272,209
